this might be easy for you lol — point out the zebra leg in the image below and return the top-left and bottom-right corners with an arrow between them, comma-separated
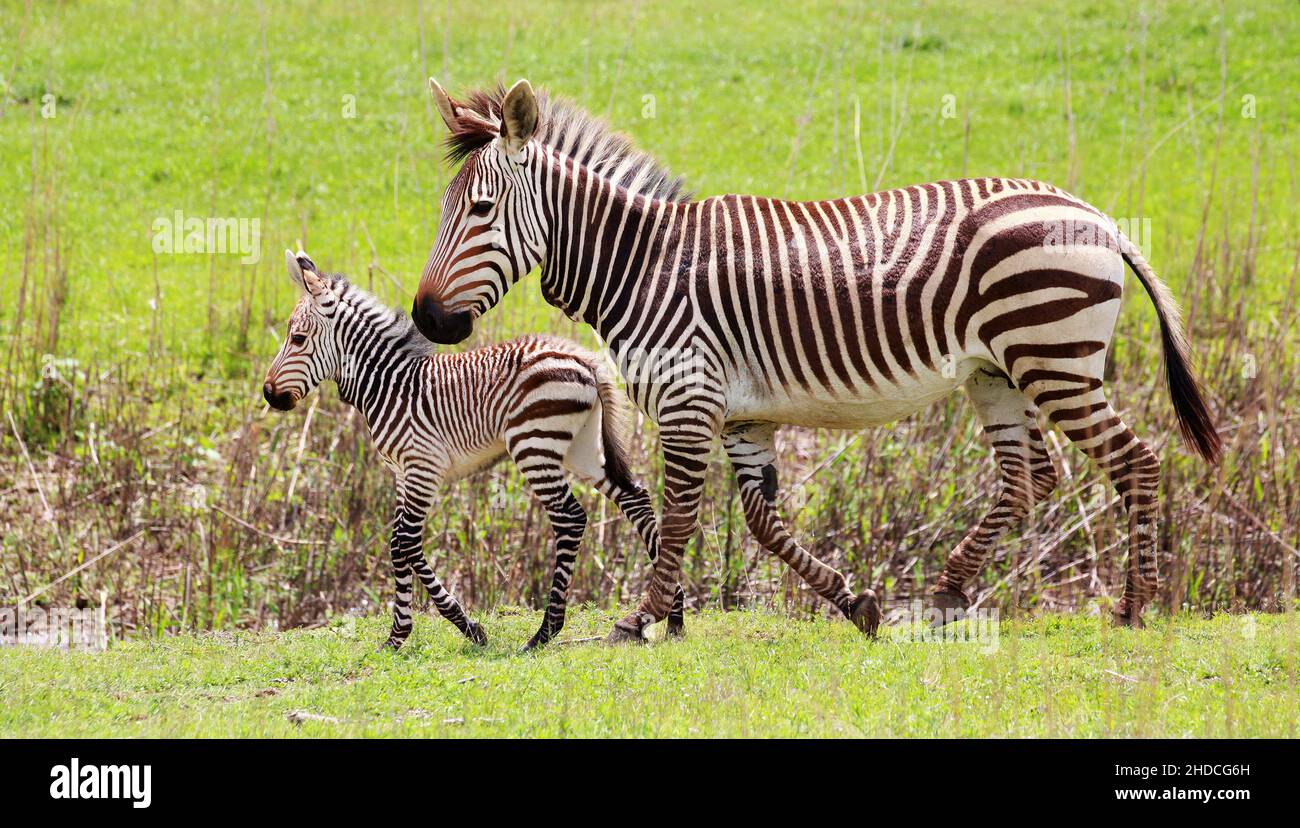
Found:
1028,385 -> 1161,628
933,369 -> 1057,619
381,503 -> 417,650
608,434 -> 713,643
409,555 -> 487,646
383,476 -> 485,649
560,399 -> 687,637
521,481 -> 588,651
591,475 -> 687,637
723,423 -> 879,637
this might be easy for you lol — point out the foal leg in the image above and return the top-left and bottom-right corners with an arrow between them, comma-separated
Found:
933,368 -> 1057,617
382,495 -> 418,650
722,422 -> 879,636
521,479 -> 588,650
506,420 -> 590,650
383,471 -> 484,649
410,556 -> 488,646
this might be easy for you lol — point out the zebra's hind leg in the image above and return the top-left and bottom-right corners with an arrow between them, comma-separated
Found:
515,467 -> 588,651
1024,378 -> 1161,628
503,391 -> 594,650
722,422 -> 879,637
933,369 -> 1057,622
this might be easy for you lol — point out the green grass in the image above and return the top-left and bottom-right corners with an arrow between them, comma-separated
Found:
3,610 -> 1296,737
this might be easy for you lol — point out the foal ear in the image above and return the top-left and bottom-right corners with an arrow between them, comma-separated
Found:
285,249 -> 306,291
500,79 -> 538,157
293,249 -> 331,304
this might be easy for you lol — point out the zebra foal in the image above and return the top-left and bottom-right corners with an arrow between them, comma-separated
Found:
262,250 -> 683,650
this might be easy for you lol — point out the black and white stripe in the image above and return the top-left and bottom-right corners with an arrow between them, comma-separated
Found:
264,250 -> 683,650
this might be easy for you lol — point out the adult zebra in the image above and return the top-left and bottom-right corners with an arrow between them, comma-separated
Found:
264,250 -> 684,650
411,79 -> 1221,639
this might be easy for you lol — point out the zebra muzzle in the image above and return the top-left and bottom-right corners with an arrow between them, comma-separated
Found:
263,382 -> 297,411
411,294 -> 473,345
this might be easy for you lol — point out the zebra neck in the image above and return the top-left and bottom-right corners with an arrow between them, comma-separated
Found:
331,306 -> 420,418
539,155 -> 676,354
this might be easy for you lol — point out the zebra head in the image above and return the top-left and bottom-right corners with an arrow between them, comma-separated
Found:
263,249 -> 341,411
412,78 -> 546,345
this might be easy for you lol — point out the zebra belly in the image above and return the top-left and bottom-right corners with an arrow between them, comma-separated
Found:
727,360 -> 982,429
439,440 -> 508,482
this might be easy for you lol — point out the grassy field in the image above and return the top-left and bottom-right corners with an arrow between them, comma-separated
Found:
3,610 -> 1297,737
2,0 -> 1299,736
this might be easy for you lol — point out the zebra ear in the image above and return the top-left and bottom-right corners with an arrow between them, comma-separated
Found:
285,249 -> 306,292
500,79 -> 537,157
429,77 -> 498,136
429,77 -> 459,132
293,249 -> 331,305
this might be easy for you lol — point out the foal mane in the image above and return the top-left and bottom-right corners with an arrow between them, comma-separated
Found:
330,275 -> 434,359
444,84 -> 690,203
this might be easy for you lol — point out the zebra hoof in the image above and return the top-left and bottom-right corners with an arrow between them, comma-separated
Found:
1112,601 -> 1146,629
466,622 -> 488,646
377,637 -> 404,653
848,590 -> 881,638
606,614 -> 650,645
930,587 -> 971,627
521,630 -> 551,652
666,619 -> 686,639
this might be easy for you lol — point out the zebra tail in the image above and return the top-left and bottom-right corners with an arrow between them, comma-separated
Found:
593,362 -> 638,490
1118,232 -> 1222,465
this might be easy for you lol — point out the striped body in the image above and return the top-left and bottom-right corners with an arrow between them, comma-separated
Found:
264,252 -> 683,650
414,82 -> 1220,638
551,178 -> 1124,431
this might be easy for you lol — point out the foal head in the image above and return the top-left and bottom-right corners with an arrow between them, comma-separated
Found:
262,250 -> 342,411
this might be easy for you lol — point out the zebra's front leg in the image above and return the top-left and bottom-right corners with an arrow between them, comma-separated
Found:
380,486 -> 421,649
409,552 -> 487,646
608,437 -> 711,643
381,542 -> 417,651
590,475 -> 687,637
724,423 -> 879,637
383,478 -> 485,649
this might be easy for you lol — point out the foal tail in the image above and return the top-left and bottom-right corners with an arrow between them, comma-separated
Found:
592,360 -> 639,490
1118,231 -> 1222,464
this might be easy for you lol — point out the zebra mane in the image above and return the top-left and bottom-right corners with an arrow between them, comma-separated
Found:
444,84 -> 691,203
329,275 -> 434,359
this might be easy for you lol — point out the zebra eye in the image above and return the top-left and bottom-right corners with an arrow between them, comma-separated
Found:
290,333 -> 307,346
469,200 -> 494,217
